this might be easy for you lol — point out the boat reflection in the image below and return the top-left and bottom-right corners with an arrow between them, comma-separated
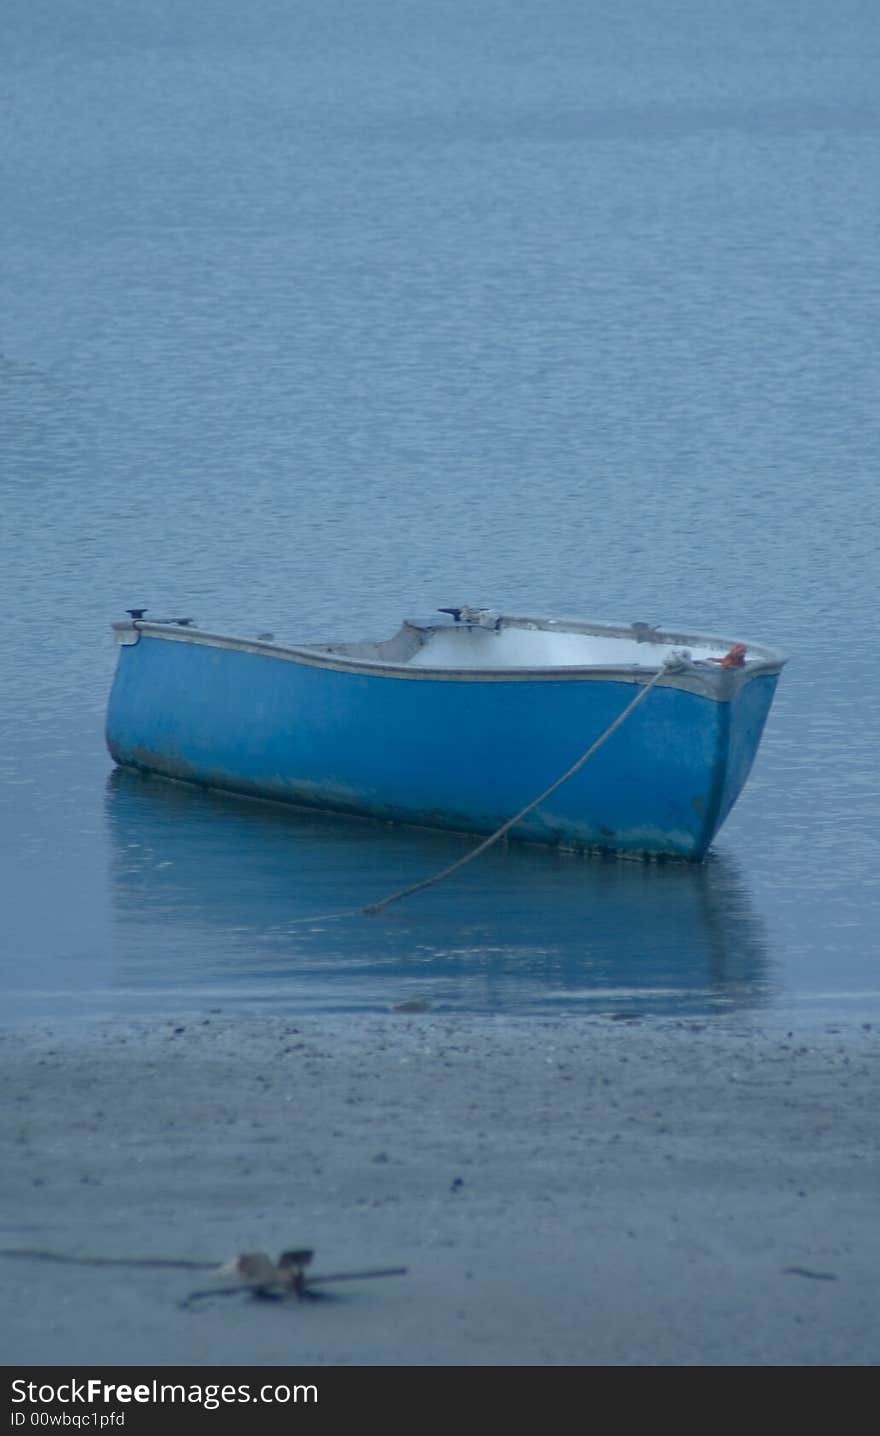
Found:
105,768 -> 771,1018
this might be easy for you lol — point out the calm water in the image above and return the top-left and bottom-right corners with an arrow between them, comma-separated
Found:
2,0 -> 879,1025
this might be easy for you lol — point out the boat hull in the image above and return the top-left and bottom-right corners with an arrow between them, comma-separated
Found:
105,625 -> 780,860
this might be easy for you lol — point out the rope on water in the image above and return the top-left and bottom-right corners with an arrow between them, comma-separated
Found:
362,657 -> 680,915
280,654 -> 686,922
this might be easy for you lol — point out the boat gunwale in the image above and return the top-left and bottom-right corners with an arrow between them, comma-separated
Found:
112,618 -> 787,691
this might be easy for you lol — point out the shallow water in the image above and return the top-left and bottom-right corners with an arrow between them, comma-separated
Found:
2,0 -> 879,1024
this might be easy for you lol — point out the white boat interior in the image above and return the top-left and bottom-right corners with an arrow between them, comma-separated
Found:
308,612 -> 773,670
405,625 -> 721,669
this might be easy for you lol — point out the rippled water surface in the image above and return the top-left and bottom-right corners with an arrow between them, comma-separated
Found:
3,0 -> 879,1024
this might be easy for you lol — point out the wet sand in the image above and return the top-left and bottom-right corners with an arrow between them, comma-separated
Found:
1,1012 -> 877,1366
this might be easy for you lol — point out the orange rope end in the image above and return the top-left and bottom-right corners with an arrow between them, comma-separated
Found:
708,642 -> 748,668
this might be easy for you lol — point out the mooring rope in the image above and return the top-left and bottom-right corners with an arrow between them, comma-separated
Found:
0,1248 -> 217,1270
286,654 -> 685,922
362,657 -> 678,914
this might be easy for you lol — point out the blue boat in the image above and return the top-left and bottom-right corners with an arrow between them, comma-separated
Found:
105,607 -> 785,862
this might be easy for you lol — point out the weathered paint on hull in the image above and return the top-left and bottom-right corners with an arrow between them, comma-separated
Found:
105,629 -> 779,860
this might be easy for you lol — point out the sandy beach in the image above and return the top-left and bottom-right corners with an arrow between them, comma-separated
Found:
1,1011 -> 877,1367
